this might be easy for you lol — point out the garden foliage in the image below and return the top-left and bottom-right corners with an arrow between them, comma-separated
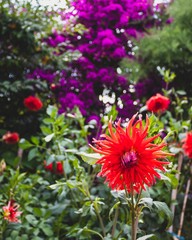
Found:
0,0 -> 192,239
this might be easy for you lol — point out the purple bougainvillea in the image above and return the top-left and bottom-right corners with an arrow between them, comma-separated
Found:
28,0 -> 167,120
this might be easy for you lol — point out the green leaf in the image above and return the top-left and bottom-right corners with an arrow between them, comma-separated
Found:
19,139 -> 33,150
55,113 -> 64,125
109,201 -> 120,221
43,118 -> 54,124
33,208 -> 42,217
166,173 -> 179,189
28,148 -> 38,161
159,172 -> 178,188
49,181 -> 65,190
153,201 -> 173,228
111,190 -> 127,201
25,214 -> 38,226
78,152 -> 101,165
64,159 -> 71,174
17,172 -> 26,181
66,180 -> 80,189
40,126 -> 52,135
137,234 -> 155,240
46,105 -> 58,118
41,225 -> 53,236
139,197 -> 153,210
44,133 -> 55,142
176,90 -> 186,95
46,154 -> 55,165
30,136 -> 39,145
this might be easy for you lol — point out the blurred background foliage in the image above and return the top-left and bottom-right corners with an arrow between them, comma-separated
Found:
0,0 -> 192,239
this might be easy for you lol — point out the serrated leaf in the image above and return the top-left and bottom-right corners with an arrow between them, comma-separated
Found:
78,152 -> 101,165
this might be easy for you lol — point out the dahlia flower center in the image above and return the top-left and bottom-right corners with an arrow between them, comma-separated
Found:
155,101 -> 162,110
121,150 -> 138,168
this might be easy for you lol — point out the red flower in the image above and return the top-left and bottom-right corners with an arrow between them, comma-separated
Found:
44,161 -> 64,174
2,200 -> 22,223
2,132 -> 20,144
182,132 -> 192,159
90,114 -> 171,193
23,96 -> 43,111
146,93 -> 170,113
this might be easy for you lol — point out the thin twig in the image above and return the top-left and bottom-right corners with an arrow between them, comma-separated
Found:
169,153 -> 183,233
177,177 -> 191,236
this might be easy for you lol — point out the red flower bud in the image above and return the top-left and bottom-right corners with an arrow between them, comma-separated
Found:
2,132 -> 20,144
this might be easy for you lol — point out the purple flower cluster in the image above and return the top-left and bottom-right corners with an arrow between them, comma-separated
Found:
27,68 -> 56,83
70,0 -> 153,29
29,0 -> 167,124
44,30 -> 66,48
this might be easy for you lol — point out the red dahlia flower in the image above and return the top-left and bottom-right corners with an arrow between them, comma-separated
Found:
23,96 -> 43,111
182,132 -> 192,159
2,132 -> 20,144
44,161 -> 64,174
91,114 -> 171,193
146,93 -> 170,113
2,200 -> 22,223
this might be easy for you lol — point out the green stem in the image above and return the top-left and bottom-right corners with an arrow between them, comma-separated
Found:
111,206 -> 119,238
85,188 -> 106,237
131,193 -> 137,240
93,201 -> 106,237
56,141 -> 68,180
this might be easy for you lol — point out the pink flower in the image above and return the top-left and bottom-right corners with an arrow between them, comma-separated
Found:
23,96 -> 43,111
2,132 -> 20,144
2,200 -> 22,223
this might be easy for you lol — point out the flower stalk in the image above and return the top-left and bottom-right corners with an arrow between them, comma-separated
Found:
177,165 -> 192,237
169,153 -> 183,233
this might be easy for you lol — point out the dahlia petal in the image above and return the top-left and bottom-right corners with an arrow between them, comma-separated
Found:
91,114 -> 171,193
